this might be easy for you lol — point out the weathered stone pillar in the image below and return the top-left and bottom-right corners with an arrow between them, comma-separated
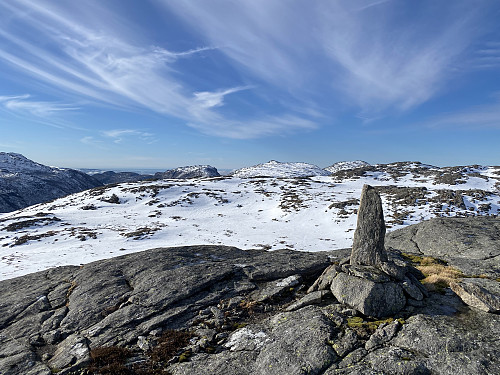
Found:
350,184 -> 388,266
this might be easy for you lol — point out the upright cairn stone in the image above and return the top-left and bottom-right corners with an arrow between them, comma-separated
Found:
350,184 -> 388,266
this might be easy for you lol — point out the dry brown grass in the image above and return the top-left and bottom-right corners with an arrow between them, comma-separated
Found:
418,263 -> 462,293
403,253 -> 463,293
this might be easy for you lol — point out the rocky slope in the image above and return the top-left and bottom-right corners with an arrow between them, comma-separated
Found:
0,216 -> 498,375
154,165 -> 220,179
0,153 -> 101,213
231,160 -> 331,178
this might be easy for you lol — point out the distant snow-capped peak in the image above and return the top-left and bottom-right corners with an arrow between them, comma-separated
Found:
325,160 -> 370,173
231,160 -> 331,178
0,152 -> 53,174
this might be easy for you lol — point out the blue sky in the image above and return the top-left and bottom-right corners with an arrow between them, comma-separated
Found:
1,0 -> 499,170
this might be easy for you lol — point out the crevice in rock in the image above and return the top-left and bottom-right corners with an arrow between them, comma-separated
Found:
409,229 -> 423,255
481,253 -> 500,260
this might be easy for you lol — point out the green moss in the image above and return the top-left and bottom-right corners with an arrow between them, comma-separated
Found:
346,316 -> 364,328
232,322 -> 248,330
401,253 -> 424,265
178,351 -> 191,363
347,317 -> 405,330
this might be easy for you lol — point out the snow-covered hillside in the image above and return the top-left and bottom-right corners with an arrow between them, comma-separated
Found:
231,160 -> 330,178
1,161 -> 499,280
325,160 -> 370,173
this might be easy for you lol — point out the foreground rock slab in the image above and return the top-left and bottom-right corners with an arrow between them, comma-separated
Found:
0,245 -> 329,375
1,217 -> 499,375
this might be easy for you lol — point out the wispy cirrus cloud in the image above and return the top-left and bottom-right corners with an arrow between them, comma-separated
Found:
161,0 -> 491,115
193,86 -> 253,109
424,99 -> 500,130
0,94 -> 77,117
0,0 -> 313,139
101,129 -> 156,144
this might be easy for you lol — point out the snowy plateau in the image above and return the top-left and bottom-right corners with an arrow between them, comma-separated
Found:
1,158 -> 499,281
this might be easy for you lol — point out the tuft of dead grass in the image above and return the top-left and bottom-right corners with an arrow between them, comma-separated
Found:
418,263 -> 462,293
149,330 -> 192,363
403,253 -> 463,293
88,346 -> 132,374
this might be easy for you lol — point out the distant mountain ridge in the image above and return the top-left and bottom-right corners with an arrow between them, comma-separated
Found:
231,160 -> 331,178
155,165 -> 220,179
91,171 -> 155,185
0,152 -> 101,213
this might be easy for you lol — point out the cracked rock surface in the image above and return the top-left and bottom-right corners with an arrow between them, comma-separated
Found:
1,217 -> 499,375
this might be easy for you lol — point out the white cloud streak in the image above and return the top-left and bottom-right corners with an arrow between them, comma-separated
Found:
0,0 -> 495,139
161,0 -> 490,115
424,101 -> 500,130
194,86 -> 253,109
0,0 -> 314,139
101,129 -> 155,144
0,94 -> 77,117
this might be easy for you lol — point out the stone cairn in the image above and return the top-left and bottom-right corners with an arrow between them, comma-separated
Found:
309,184 -> 427,318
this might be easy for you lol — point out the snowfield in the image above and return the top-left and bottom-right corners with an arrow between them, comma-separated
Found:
1,162 -> 499,280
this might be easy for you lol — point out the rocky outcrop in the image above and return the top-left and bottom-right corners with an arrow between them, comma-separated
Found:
450,278 -> 500,313
0,153 -> 101,213
325,160 -> 370,174
154,165 -> 220,179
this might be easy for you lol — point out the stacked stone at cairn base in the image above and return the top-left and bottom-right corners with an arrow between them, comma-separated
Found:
309,184 -> 427,318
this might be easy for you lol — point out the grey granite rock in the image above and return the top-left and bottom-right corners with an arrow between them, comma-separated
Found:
285,290 -> 329,312
365,320 -> 401,351
386,216 -> 500,278
350,185 -> 388,266
0,245 -> 329,374
330,271 -> 406,318
450,278 -> 500,313
1,217 -> 500,375
172,306 -> 337,375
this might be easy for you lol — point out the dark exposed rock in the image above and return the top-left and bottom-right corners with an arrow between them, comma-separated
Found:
0,153 -> 102,213
90,170 -> 154,184
0,245 -> 329,374
350,184 -> 388,266
155,165 -> 220,179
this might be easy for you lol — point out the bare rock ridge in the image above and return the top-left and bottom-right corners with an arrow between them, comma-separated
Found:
0,190 -> 499,373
